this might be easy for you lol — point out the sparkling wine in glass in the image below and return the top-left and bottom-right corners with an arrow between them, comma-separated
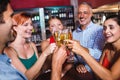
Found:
63,28 -> 72,45
63,28 -> 74,63
53,31 -> 63,47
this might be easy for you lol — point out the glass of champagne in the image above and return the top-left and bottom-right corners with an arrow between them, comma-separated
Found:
53,30 -> 63,47
63,28 -> 72,45
63,28 -> 74,63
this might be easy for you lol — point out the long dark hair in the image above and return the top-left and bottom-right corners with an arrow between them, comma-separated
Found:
109,50 -> 120,69
105,15 -> 120,26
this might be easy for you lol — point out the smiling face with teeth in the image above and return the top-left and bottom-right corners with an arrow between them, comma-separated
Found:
12,12 -> 33,39
103,18 -> 120,44
16,18 -> 33,38
77,3 -> 93,30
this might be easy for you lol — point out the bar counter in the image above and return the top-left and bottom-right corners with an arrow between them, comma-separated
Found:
35,67 -> 94,80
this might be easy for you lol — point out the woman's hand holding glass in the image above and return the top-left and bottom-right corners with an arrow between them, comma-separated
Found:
43,43 -> 56,57
52,27 -> 74,62
65,39 -> 86,56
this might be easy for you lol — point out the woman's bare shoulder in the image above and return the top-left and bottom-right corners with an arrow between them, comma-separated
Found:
41,38 -> 50,51
4,46 -> 17,58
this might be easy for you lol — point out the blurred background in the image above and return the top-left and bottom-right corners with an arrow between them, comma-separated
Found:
10,0 -> 120,52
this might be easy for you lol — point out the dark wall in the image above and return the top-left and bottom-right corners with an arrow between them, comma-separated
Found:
10,0 -> 120,10
10,0 -> 71,10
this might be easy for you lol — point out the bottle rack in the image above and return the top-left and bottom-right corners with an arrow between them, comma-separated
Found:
92,12 -> 118,25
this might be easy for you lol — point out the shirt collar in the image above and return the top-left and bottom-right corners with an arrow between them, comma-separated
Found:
0,53 -> 11,64
76,21 -> 94,32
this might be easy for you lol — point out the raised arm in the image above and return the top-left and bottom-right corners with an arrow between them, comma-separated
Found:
67,40 -> 120,80
4,42 -> 56,80
51,45 -> 67,80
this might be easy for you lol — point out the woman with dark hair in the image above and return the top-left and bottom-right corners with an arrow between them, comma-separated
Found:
66,15 -> 120,80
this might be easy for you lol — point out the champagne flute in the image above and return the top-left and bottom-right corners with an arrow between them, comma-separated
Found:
63,28 -> 74,63
53,30 -> 63,47
63,28 -> 72,45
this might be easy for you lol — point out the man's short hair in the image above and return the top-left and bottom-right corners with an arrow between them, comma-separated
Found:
79,2 -> 93,9
0,0 -> 10,24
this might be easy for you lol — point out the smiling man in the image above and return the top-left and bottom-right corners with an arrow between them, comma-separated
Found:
72,2 -> 105,79
0,0 -> 27,79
